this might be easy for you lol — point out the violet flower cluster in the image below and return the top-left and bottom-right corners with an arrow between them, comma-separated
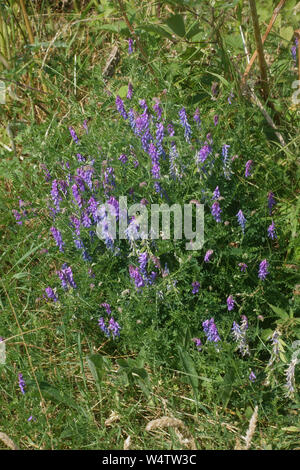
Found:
202,318 -> 221,343
231,315 -> 249,356
179,107 -> 191,143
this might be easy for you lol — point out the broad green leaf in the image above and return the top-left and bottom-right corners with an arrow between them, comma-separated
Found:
165,14 -> 186,37
86,354 -> 104,391
38,382 -> 79,410
280,26 -> 294,42
205,71 -> 230,87
177,346 -> 198,396
117,85 -> 128,99
268,304 -> 289,320
136,24 -> 173,40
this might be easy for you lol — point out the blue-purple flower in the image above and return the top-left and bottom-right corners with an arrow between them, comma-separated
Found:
69,126 -> 79,144
192,338 -> 202,351
45,287 -> 58,302
115,95 -> 128,120
128,38 -> 134,54
193,108 -> 201,127
267,220 -> 277,239
192,281 -> 200,294
211,201 -> 222,222
245,160 -> 253,178
127,82 -> 133,100
258,259 -> 269,281
12,209 -> 23,225
204,249 -> 213,263
238,262 -> 248,272
50,226 -> 65,252
237,210 -> 246,234
129,265 -> 145,289
179,107 -> 192,143
57,263 -> 77,290
232,316 -> 249,356
197,143 -> 212,164
227,295 -> 235,311
119,153 -> 128,164
212,186 -> 220,200
202,318 -> 221,343
268,192 -> 276,215
18,373 -> 26,394
249,371 -> 256,382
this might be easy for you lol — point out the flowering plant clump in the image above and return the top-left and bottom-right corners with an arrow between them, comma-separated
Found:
10,60 -> 298,410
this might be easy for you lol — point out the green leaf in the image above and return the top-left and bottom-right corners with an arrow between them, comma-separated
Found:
268,304 -> 289,320
205,71 -> 230,87
38,382 -> 79,410
282,426 -> 300,432
219,367 -> 235,407
165,14 -> 186,37
117,85 -> 128,99
280,26 -> 294,42
177,346 -> 198,396
136,24 -> 173,40
86,354 -> 104,391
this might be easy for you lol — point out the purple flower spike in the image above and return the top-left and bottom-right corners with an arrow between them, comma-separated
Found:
238,262 -> 248,272
214,114 -> 219,126
204,249 -> 213,263
153,100 -> 162,120
127,82 -> 133,100
192,338 -> 202,351
245,160 -> 253,178
202,318 -> 221,343
193,108 -> 201,126
197,143 -> 212,164
249,371 -> 256,382
45,287 -> 58,302
212,186 -> 220,200
115,95 -> 128,120
18,373 -> 26,394
108,317 -> 121,338
129,265 -> 145,289
232,316 -> 249,356
69,126 -> 79,144
138,252 -> 148,278
72,184 -> 83,208
258,259 -> 269,281
268,192 -> 276,215
227,295 -> 235,311
98,317 -> 110,337
12,209 -> 23,225
101,303 -> 112,315
50,226 -> 65,252
57,263 -> 77,290
51,180 -> 62,212
211,201 -> 222,223
192,281 -> 200,294
237,210 -> 246,234
179,107 -> 192,143
268,220 -> 277,240
128,38 -> 134,54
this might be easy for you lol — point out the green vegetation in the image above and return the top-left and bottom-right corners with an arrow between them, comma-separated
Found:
0,0 -> 299,450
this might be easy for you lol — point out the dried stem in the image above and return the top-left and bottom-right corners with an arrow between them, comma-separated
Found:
18,0 -> 34,44
248,0 -> 269,100
295,29 -> 300,83
242,0 -> 286,84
